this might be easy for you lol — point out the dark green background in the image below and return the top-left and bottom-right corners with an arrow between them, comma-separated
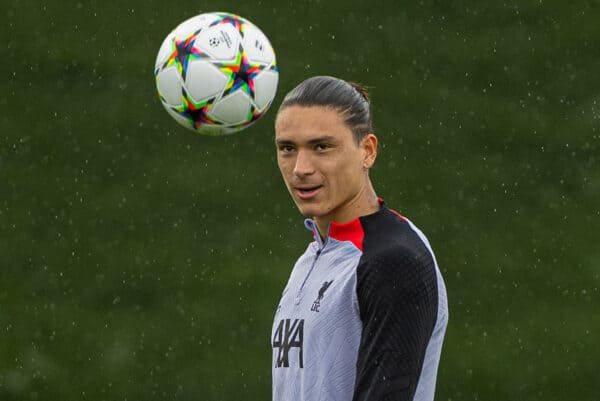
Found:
2,0 -> 599,400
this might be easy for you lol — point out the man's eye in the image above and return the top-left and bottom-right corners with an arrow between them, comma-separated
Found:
315,144 -> 330,151
279,145 -> 295,153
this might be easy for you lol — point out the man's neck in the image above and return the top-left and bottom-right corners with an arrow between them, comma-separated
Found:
314,187 -> 380,240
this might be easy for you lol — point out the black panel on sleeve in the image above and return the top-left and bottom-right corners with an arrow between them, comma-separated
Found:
353,208 -> 439,401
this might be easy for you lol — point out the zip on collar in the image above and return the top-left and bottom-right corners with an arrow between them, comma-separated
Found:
304,219 -> 327,249
303,201 -> 389,252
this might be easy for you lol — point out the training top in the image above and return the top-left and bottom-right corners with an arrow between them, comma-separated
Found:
271,202 -> 448,401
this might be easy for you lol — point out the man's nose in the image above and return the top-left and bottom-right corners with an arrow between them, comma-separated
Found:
293,150 -> 315,177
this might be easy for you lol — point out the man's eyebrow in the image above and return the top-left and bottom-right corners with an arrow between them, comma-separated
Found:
275,136 -> 337,145
307,135 -> 337,144
275,138 -> 295,146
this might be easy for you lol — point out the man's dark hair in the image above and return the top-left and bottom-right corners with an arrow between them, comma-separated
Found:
277,76 -> 373,142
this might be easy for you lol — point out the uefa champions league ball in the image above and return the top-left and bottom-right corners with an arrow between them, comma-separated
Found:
154,12 -> 279,135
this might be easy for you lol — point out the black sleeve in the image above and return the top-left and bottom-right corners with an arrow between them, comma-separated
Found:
352,246 -> 439,401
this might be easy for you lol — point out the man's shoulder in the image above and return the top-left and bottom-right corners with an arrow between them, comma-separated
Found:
356,207 -> 439,294
359,207 -> 433,263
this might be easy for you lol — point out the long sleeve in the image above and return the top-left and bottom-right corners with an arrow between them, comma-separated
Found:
353,246 -> 439,401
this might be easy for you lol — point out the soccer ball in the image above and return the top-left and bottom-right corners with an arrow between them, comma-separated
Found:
154,12 -> 279,135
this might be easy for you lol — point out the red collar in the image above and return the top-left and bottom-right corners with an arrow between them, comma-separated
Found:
328,218 -> 366,251
305,198 -> 402,252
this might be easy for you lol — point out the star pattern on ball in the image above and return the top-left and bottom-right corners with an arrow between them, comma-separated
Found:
162,30 -> 208,80
175,92 -> 221,130
210,13 -> 246,37
216,44 -> 265,100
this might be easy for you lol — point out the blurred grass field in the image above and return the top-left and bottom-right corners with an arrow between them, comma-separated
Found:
1,0 -> 599,400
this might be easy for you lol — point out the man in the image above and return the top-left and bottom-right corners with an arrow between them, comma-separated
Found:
272,76 -> 448,401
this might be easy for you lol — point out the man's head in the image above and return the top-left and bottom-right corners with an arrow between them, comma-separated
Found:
275,76 -> 379,230
277,76 -> 373,143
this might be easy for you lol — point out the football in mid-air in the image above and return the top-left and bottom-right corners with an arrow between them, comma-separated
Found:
154,12 -> 278,135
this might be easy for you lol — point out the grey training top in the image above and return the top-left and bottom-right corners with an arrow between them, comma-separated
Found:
272,202 -> 448,401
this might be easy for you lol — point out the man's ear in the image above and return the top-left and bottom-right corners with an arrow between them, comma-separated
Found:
362,133 -> 378,169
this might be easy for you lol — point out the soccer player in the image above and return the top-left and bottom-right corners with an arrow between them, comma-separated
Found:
272,76 -> 448,401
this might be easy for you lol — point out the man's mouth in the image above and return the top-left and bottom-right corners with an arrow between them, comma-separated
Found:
294,185 -> 322,200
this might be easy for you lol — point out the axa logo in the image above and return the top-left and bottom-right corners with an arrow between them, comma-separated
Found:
311,280 -> 334,312
273,319 -> 304,368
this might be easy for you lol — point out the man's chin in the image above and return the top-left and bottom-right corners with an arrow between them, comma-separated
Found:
295,204 -> 320,218
296,207 -> 314,217
296,204 -> 334,221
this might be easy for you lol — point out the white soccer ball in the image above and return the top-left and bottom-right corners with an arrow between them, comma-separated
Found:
154,12 -> 279,135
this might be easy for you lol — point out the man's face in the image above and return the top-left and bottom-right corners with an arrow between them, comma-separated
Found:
275,105 -> 374,225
